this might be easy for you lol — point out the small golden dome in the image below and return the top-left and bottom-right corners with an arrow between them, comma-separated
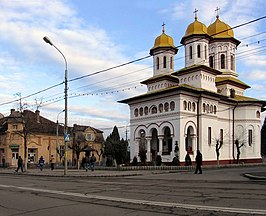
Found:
184,18 -> 208,37
207,16 -> 234,38
151,32 -> 175,50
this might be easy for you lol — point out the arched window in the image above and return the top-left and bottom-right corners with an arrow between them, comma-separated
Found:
164,102 -> 169,112
159,103 -> 163,113
210,105 -> 213,113
205,45 -> 207,60
214,105 -> 217,114
197,44 -> 201,58
256,111 -> 260,118
184,101 -> 187,110
189,46 -> 193,59
170,101 -> 175,111
188,101 -> 191,111
144,106 -> 148,115
139,107 -> 143,116
134,108 -> 138,117
156,57 -> 159,70
231,55 -> 234,70
170,56 -> 173,69
203,103 -> 206,112
221,54 -> 225,69
209,56 -> 214,68
151,106 -> 157,114
192,102 -> 196,112
163,56 -> 167,68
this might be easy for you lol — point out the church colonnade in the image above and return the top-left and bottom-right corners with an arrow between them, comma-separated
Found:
133,121 -> 197,163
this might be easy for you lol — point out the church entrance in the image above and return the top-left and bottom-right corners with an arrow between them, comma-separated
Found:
185,126 -> 194,153
151,129 -> 159,161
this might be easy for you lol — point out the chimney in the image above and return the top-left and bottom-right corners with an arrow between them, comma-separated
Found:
10,109 -> 15,114
35,110 -> 40,123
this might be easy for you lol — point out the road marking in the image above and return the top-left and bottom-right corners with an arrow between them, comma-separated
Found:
0,184 -> 266,215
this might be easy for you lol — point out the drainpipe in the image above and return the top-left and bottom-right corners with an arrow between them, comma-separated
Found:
232,102 -> 238,162
197,94 -> 201,151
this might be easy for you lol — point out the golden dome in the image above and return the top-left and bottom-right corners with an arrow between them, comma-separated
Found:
184,18 -> 208,37
151,32 -> 175,50
207,17 -> 234,38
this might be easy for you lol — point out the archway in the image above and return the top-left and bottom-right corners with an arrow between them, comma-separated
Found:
163,126 -> 172,155
151,129 -> 159,161
185,126 -> 194,153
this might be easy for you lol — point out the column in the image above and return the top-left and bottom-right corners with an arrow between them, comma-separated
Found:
158,136 -> 164,155
146,137 -> 151,162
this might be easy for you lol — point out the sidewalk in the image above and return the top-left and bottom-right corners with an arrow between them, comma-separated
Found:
1,164 -> 266,180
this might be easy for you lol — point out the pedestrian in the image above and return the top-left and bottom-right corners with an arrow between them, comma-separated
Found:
15,156 -> 23,172
90,153 -> 96,171
84,155 -> 90,172
39,156 -> 45,171
185,152 -> 192,166
194,150 -> 203,174
2,156 -> 5,168
50,155 -> 55,170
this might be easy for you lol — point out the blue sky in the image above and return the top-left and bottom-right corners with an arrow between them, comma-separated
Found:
0,0 -> 266,138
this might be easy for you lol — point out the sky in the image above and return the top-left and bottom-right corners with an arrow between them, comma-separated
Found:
0,0 -> 266,138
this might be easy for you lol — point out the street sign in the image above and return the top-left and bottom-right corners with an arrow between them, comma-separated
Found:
64,133 -> 70,141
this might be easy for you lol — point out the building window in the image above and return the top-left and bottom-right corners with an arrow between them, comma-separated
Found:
139,107 -> 143,116
209,56 -> 214,68
59,145 -> 65,159
144,106 -> 148,115
12,124 -> 18,130
208,127 -> 212,145
134,108 -> 138,117
170,101 -> 175,111
214,105 -> 217,114
248,129 -> 253,146
220,129 -> 223,145
163,56 -> 167,68
183,101 -> 187,110
256,111 -> 260,118
205,45 -> 207,60
156,57 -> 159,70
192,102 -> 196,112
151,106 -> 157,114
170,56 -> 173,69
197,44 -> 201,58
159,104 -> 163,113
188,102 -> 191,111
203,103 -> 206,112
164,102 -> 169,112
189,46 -> 193,59
85,133 -> 94,141
231,55 -> 234,70
221,54 -> 225,69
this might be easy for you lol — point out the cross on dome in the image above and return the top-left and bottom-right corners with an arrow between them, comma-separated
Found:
162,22 -> 166,33
215,7 -> 220,18
193,8 -> 198,20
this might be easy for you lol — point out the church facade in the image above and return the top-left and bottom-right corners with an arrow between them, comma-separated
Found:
120,13 -> 266,165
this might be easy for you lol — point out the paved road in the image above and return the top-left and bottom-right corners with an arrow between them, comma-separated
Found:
0,165 -> 266,216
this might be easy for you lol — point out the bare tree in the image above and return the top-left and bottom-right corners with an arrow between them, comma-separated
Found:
215,139 -> 223,166
234,139 -> 244,164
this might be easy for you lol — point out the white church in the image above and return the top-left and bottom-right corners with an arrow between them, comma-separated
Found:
120,11 -> 266,165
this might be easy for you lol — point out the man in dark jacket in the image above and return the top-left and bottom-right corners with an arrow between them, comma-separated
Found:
194,150 -> 202,174
16,156 -> 23,172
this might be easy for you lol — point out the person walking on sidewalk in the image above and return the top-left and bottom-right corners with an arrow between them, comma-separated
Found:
15,156 -> 23,172
39,156 -> 45,171
90,153 -> 96,171
194,150 -> 203,174
50,155 -> 55,170
84,155 -> 90,172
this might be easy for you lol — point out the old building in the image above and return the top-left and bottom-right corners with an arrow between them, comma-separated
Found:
0,109 -> 104,167
120,12 -> 266,165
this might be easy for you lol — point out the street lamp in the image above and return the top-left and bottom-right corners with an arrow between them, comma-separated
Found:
43,36 -> 68,175
56,109 -> 65,166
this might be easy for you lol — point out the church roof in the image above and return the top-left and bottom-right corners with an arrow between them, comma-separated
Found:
216,76 -> 250,89
173,64 -> 222,76
119,83 -> 265,106
141,74 -> 179,85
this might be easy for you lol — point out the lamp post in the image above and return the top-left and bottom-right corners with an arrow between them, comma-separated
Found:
56,109 -> 65,166
43,36 -> 68,175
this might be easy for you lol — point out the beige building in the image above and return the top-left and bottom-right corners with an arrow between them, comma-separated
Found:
0,109 -> 104,167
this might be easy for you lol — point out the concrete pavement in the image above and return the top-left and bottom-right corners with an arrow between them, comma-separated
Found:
0,164 -> 266,180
